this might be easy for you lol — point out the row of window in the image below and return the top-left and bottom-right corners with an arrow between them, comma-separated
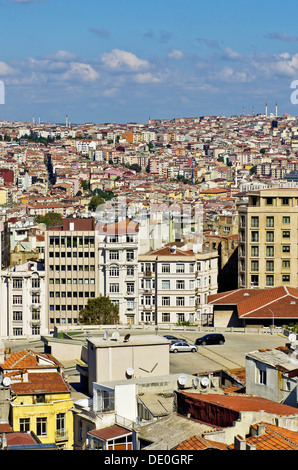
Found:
49,278 -> 95,285
250,215 -> 291,227
251,231 -> 291,242
13,295 -> 40,305
250,260 -> 290,271
12,278 -> 40,289
49,251 -> 95,258
140,294 -> 208,307
49,265 -> 95,271
240,245 -> 291,257
50,291 -> 95,298
250,274 -> 291,287
13,311 -> 40,321
49,236 -> 95,248
19,413 -> 66,438
13,326 -> 40,335
140,261 -> 211,273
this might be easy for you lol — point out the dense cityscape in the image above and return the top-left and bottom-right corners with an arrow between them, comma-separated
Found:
0,111 -> 297,453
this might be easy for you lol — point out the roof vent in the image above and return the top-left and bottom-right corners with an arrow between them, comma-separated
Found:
291,301 -> 296,305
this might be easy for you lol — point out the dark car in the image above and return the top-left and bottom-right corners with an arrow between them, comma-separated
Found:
195,333 -> 225,346
163,335 -> 188,343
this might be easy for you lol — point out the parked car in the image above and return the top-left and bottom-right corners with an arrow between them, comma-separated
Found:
195,333 -> 225,346
163,335 -> 188,343
169,341 -> 198,353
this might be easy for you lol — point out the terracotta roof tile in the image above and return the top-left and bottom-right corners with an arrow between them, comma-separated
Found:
173,434 -> 228,450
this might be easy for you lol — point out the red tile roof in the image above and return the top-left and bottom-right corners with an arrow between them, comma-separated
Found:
10,372 -> 71,395
208,286 -> 298,319
0,349 -> 61,370
182,393 -> 298,416
229,422 -> 298,450
172,434 -> 228,450
89,425 -> 131,441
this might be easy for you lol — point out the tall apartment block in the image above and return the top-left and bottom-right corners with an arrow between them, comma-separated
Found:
45,218 -> 98,331
238,188 -> 298,289
138,244 -> 218,326
97,220 -> 139,325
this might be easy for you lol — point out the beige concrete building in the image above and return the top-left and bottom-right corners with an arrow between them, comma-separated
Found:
238,188 -> 298,289
138,244 -> 218,326
45,218 -> 99,331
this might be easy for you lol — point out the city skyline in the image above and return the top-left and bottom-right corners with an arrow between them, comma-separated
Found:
1,0 -> 298,123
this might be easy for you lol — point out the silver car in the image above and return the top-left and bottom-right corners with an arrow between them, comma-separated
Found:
169,341 -> 198,353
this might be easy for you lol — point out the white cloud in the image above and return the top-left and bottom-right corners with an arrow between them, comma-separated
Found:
222,47 -> 243,61
0,61 -> 15,76
62,62 -> 99,82
101,49 -> 150,71
133,72 -> 161,83
167,49 -> 184,60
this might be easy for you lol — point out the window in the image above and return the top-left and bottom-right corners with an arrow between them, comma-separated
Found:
13,327 -> 22,336
282,275 -> 290,282
282,197 -> 289,205
109,250 -> 119,260
266,231 -> 274,242
161,264 -> 170,273
13,278 -> 23,289
251,246 -> 259,257
282,245 -> 290,253
176,297 -> 185,306
176,263 -> 185,273
266,197 -> 273,205
251,216 -> 259,227
266,216 -> 274,228
251,275 -> 259,287
283,216 -> 290,224
31,278 -> 40,289
127,266 -> 134,277
109,283 -> 119,293
13,311 -> 22,321
13,295 -> 22,305
251,260 -> 259,272
19,418 -> 30,432
36,417 -> 47,437
109,266 -> 119,277
56,413 -> 66,439
266,260 -> 274,272
126,282 -> 135,294
259,369 -> 267,385
266,275 -> 274,287
282,260 -> 290,268
162,297 -> 170,306
97,390 -> 115,412
126,250 -> 134,261
176,280 -> 185,290
251,231 -> 259,242
266,246 -> 274,257
126,299 -> 135,310
282,231 -> 290,238
162,280 -> 170,289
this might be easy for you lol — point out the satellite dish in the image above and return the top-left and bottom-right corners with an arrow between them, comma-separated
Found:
289,333 -> 296,343
178,374 -> 187,386
3,377 -> 11,387
112,332 -> 120,341
124,334 -> 130,342
201,376 -> 209,387
126,367 -> 134,377
193,377 -> 199,388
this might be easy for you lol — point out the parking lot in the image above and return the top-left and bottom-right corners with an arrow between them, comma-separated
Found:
164,330 -> 287,375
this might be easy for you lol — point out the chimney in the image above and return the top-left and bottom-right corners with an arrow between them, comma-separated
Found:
256,424 -> 266,436
234,435 -> 246,450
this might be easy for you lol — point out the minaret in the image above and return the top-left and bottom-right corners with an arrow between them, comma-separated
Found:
66,115 -> 68,128
265,103 -> 268,118
275,102 -> 278,117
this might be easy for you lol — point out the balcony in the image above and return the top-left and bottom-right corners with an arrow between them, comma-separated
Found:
144,270 -> 152,277
55,429 -> 68,442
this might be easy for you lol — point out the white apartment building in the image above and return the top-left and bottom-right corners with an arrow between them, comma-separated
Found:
138,244 -> 218,326
97,220 -> 139,325
0,261 -> 46,339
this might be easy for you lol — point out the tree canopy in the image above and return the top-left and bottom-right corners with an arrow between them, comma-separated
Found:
36,212 -> 63,227
79,295 -> 119,325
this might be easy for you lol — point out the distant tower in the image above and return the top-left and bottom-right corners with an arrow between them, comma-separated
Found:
252,106 -> 254,116
275,102 -> 278,117
66,115 -> 68,128
265,103 -> 268,118
242,106 -> 244,116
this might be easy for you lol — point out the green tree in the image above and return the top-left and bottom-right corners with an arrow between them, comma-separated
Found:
88,195 -> 105,211
36,212 -> 63,227
79,295 -> 119,325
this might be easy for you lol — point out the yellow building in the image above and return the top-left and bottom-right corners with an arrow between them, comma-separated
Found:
0,349 -> 74,450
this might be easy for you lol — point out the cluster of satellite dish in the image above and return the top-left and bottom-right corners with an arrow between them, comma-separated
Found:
177,374 -> 210,389
103,331 -> 131,342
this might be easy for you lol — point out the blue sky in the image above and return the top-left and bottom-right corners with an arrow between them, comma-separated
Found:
1,0 -> 298,123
